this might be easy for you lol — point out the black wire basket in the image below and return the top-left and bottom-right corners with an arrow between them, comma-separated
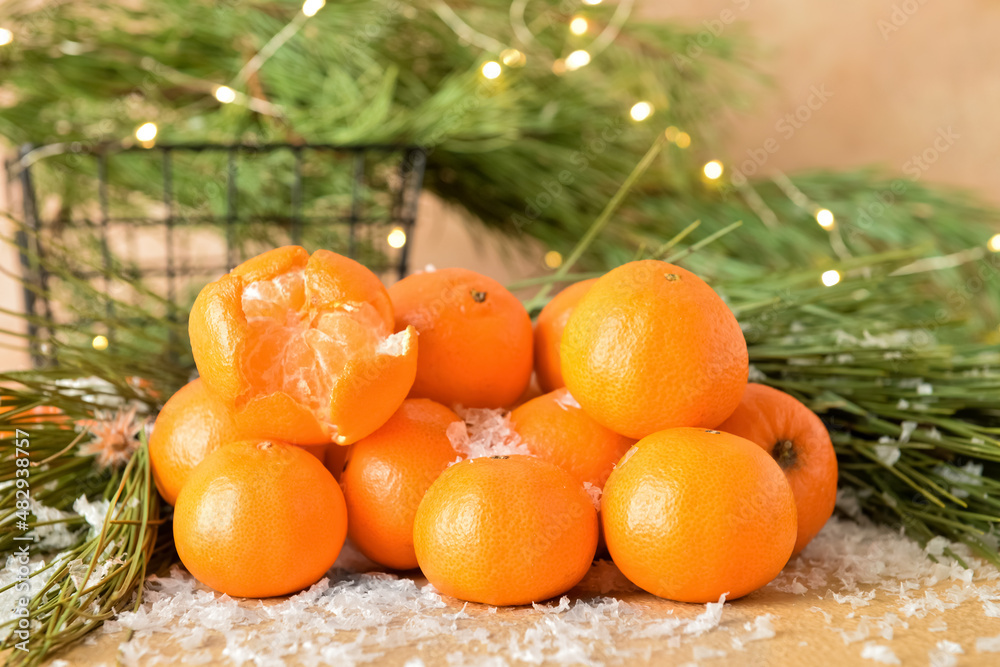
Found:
6,142 -> 426,365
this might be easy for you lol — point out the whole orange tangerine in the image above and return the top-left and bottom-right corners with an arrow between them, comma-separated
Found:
533,279 -> 597,394
173,440 -> 347,598
561,260 -> 748,438
717,383 -> 838,555
340,398 -> 463,570
509,387 -> 634,489
149,378 -> 326,505
388,268 -> 532,409
601,427 -> 796,603
413,455 -> 598,606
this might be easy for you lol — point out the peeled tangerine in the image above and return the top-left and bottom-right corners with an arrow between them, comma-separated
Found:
601,428 -> 797,603
188,246 -> 417,446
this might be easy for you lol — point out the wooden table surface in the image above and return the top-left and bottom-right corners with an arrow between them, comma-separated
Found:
40,518 -> 1000,666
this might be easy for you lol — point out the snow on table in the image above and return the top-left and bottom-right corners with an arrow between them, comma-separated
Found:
46,516 -> 1000,667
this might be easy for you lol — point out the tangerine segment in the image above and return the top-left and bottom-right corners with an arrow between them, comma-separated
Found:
509,387 -> 635,488
341,399 -> 463,570
533,279 -> 597,394
413,455 -> 598,606
189,246 -> 417,445
601,428 -> 796,603
717,383 -> 838,555
173,440 -> 347,598
561,260 -> 748,439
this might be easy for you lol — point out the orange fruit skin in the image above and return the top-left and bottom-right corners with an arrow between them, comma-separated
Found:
601,428 -> 796,603
173,440 -> 347,598
509,387 -> 635,489
188,246 -> 417,446
561,260 -> 748,439
388,268 -> 532,409
717,383 -> 838,555
413,455 -> 598,606
149,379 -> 326,505
340,399 -> 463,570
533,279 -> 597,394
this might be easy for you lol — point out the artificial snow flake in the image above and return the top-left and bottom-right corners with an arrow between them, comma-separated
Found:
860,642 -> 900,664
77,406 -> 150,469
446,407 -> 531,459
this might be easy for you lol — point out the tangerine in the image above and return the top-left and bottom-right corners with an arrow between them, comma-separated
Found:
340,398 -> 463,570
533,279 -> 597,393
388,268 -> 532,409
717,383 -> 838,555
601,427 -> 796,603
413,455 -> 598,606
561,260 -> 747,438
509,387 -> 634,489
188,246 -> 417,446
149,378 -> 326,505
173,440 -> 347,598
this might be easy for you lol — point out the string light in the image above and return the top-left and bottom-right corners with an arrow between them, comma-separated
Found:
565,50 -> 591,71
92,335 -> 109,351
629,102 -> 652,122
570,17 -> 589,35
387,227 -> 407,249
301,0 -> 325,17
582,0 -> 603,5
989,234 -> 1000,252
134,122 -> 158,142
500,48 -> 526,67
214,86 -> 237,104
674,131 -> 691,149
821,270 -> 841,287
0,28 -> 13,46
703,160 -> 723,180
544,250 -> 563,269
481,61 -> 502,79
664,126 -> 679,141
815,208 -> 835,229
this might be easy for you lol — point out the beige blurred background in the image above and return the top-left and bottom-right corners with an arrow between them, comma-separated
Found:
3,0 -> 999,369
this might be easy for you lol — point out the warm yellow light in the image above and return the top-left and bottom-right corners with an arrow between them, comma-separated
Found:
816,208 -> 835,229
674,131 -> 691,149
989,234 -> 1000,252
703,160 -> 723,180
544,250 -> 563,269
629,102 -> 653,122
302,0 -> 326,17
500,48 -> 525,67
92,335 -> 109,351
565,50 -> 591,71
0,28 -> 13,46
135,122 -> 158,142
821,270 -> 841,287
481,61 -> 502,79
214,86 -> 237,104
582,0 -> 603,5
387,227 -> 407,249
570,17 -> 589,35
664,126 -> 679,141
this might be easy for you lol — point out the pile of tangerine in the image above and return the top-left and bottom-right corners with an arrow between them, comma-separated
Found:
150,246 -> 837,606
